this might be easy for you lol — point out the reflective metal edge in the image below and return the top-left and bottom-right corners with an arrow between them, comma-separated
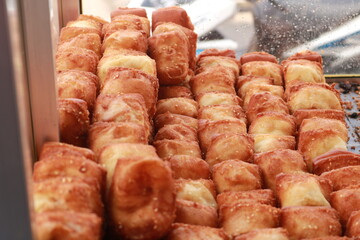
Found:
58,0 -> 80,27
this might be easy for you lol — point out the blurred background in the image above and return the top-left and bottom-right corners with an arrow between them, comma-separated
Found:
82,0 -> 360,74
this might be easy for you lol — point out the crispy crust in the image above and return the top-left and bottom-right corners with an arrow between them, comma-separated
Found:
330,186 -> 360,225
196,56 -> 240,80
166,223 -> 230,240
198,105 -> 246,124
234,228 -> 289,240
152,6 -> 194,31
158,86 -> 193,100
166,155 -> 211,180
78,14 -> 108,25
59,27 -> 101,43
321,166 -> 360,191
313,150 -> 360,175
252,134 -> 296,153
197,48 -> 236,59
217,189 -> 276,209
104,14 -> 150,37
241,61 -> 283,86
39,141 -> 95,162
236,75 -> 274,98
156,97 -> 198,118
346,210 -> 360,237
286,50 -> 323,65
240,52 -> 278,65
154,139 -> 202,159
58,33 -> 102,57
155,124 -> 198,142
102,29 -> 148,53
111,7 -> 148,19
293,109 -> 345,127
242,84 -> 284,109
249,112 -> 296,136
66,18 -> 103,32
212,160 -> 262,193
196,92 -> 242,108
154,112 -> 198,131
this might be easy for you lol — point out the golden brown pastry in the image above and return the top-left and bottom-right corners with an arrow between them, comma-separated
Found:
196,92 -> 242,108
66,18 -> 103,33
240,52 -> 278,65
152,6 -> 194,31
98,143 -> 158,191
58,98 -> 90,147
102,29 -> 148,53
56,46 -> 99,74
298,129 -> 348,171
103,14 -> 150,37
175,179 -> 217,209
108,157 -> 175,240
154,123 -> 198,142
346,210 -> 360,237
286,83 -> 342,113
59,27 -> 101,43
190,69 -> 236,96
212,160 -> 262,193
111,7 -> 148,19
275,173 -> 331,207
198,119 -> 247,153
241,61 -> 283,86
156,97 -> 198,118
166,155 -> 211,180
101,67 -> 159,116
242,84 -> 284,109
33,177 -> 103,217
57,70 -> 98,111
77,14 -> 108,25
196,57 -> 240,80
234,228 -> 289,240
303,237 -> 351,240
282,59 -> 325,87
88,122 -> 148,155
321,166 -> 360,191
39,142 -> 96,162
197,48 -> 236,59
155,112 -> 198,131
97,50 -> 156,84
217,189 -> 276,208
166,223 -> 230,240
58,33 -> 102,57
220,202 -> 280,237
313,150 -> 360,175
206,134 -> 254,166
246,92 -> 289,123
236,75 -> 274,98
293,109 -> 345,127
249,112 -> 296,136
252,134 -> 296,153
34,211 -> 102,240
175,200 -> 218,227
286,50 -> 323,65
198,105 -> 246,124
280,206 -> 342,240
154,139 -> 202,159
158,86 -> 193,100
254,149 -> 307,190
330,186 -> 360,225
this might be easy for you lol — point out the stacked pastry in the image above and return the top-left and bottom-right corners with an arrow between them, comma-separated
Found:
88,7 -> 176,240
56,15 -> 106,146
32,142 -> 105,240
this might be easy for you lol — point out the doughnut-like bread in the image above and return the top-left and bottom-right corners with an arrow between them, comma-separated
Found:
33,177 -> 103,217
346,210 -> 360,237
313,150 -> 360,175
234,228 -> 289,240
286,50 -> 323,65
175,179 -> 217,209
249,112 -> 296,136
102,29 -> 148,53
241,61 -> 283,86
58,33 -> 102,57
175,200 -> 218,227
275,173 -> 331,207
57,70 -> 98,110
286,83 -> 342,113
321,166 -> 360,191
88,122 -> 148,155
166,155 -> 211,180
39,142 -> 96,162
298,129 -> 347,171
154,139 -> 202,159
155,112 -> 198,131
101,67 -> 159,116
236,75 -> 274,98
246,93 -> 289,123
197,48 -> 236,59
111,7 -> 147,19
252,134 -> 296,153
77,14 -> 108,25
108,157 -> 175,240
280,206 -> 342,240
98,143 -> 158,191
152,6 -> 194,31
254,149 -> 307,190
34,211 -> 102,240
156,97 -> 198,118
282,59 -> 325,87
303,237 -> 351,240
330,186 -> 360,224
158,86 -> 193,100
58,98 -> 90,147
198,105 -> 246,124
196,57 -> 239,80
166,223 -> 230,240
190,69 -> 236,96
196,92 -> 242,108
97,50 -> 156,84
293,109 -> 345,127
220,203 -> 280,237
198,119 -> 247,153
56,46 -> 99,73
103,14 -> 150,37
212,160 -> 262,193
66,18 -> 103,33
59,27 -> 101,43
154,124 -> 198,142
240,52 -> 278,65
206,134 -> 254,166
217,189 -> 276,208
242,84 -> 284,109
